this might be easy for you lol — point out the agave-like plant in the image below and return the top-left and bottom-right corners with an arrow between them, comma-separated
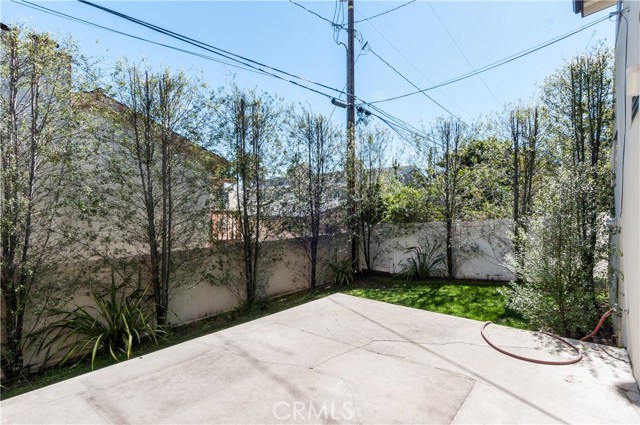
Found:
323,256 -> 355,287
35,272 -> 163,370
395,238 -> 446,281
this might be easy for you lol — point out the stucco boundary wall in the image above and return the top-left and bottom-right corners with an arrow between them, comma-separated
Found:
3,220 -> 513,370
364,220 -> 515,281
167,234 -> 349,326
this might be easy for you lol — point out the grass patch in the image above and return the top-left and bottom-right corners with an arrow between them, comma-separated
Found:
345,276 -> 528,329
1,276 -> 525,400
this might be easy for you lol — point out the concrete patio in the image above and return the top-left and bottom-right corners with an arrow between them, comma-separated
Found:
2,293 -> 639,424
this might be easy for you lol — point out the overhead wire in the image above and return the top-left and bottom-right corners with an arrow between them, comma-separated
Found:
354,0 -> 416,24
371,13 -> 612,104
426,1 -> 501,106
367,44 -> 465,123
354,6 -> 470,119
16,0 -> 432,146
288,0 -> 338,27
76,0 -> 345,97
284,0 -> 463,126
289,0 -> 416,27
11,0 -> 273,78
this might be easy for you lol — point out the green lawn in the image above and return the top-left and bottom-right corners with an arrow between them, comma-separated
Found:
345,277 -> 528,329
1,276 -> 525,399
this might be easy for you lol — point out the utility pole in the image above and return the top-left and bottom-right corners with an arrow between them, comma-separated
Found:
346,0 -> 359,274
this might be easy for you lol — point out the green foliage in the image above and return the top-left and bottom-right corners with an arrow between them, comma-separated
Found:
506,43 -> 614,338
323,255 -> 355,287
356,128 -> 390,270
1,25 -> 91,379
283,109 -> 342,288
216,85 -> 284,305
505,171 -> 606,337
382,183 -> 430,223
35,274 -> 162,370
457,137 -> 512,220
345,280 -> 527,329
395,238 -> 446,280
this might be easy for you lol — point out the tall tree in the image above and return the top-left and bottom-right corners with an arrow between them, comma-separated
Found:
420,118 -> 470,279
543,43 -> 613,309
218,87 -> 282,305
508,171 -> 596,337
506,105 -> 544,276
285,110 -> 341,289
0,27 -> 86,378
356,127 -> 389,272
85,62 -> 215,326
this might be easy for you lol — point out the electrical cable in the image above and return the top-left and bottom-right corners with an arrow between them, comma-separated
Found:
425,1 -> 500,106
289,0 -> 416,27
16,0 -> 430,148
16,0 -> 339,101
76,0 -> 345,97
288,0 -> 339,27
287,0 -> 461,119
12,0 -> 273,79
282,1 -> 430,140
354,0 -> 416,24
367,45 -> 465,123
371,13 -> 612,104
354,7 -> 469,118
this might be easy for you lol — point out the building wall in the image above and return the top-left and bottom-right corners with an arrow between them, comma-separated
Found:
613,0 -> 640,383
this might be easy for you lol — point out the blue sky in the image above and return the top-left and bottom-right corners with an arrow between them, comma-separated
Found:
1,1 -> 617,135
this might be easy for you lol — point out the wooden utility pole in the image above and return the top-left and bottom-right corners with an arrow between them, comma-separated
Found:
346,0 -> 358,273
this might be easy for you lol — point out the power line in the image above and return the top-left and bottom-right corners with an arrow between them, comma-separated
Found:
361,101 -> 427,139
426,1 -> 501,106
16,0 -> 430,146
354,0 -> 416,24
76,0 -> 344,97
354,6 -> 470,119
371,13 -> 612,104
368,45 -> 465,123
285,0 -> 460,124
288,0 -> 338,28
13,0 -> 348,106
12,0 -> 273,78
289,0 -> 416,27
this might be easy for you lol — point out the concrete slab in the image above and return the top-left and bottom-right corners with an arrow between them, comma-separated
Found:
1,293 -> 639,424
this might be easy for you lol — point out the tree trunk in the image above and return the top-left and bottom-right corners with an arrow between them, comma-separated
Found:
446,217 -> 454,280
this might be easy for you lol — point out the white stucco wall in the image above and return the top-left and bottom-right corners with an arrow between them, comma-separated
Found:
362,220 -> 514,281
613,0 -> 640,384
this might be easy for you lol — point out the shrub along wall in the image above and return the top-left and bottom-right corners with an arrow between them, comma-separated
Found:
1,234 -> 349,371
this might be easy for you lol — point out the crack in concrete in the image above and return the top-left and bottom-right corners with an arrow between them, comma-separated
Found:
275,322 -> 361,349
310,344 -> 366,369
451,379 -> 476,424
311,368 -> 362,425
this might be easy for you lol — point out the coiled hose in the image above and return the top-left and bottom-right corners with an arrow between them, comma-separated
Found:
481,309 -> 615,365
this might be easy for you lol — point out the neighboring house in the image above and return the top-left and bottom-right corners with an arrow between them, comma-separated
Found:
221,165 -> 421,240
74,89 -> 229,253
574,0 -> 640,382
